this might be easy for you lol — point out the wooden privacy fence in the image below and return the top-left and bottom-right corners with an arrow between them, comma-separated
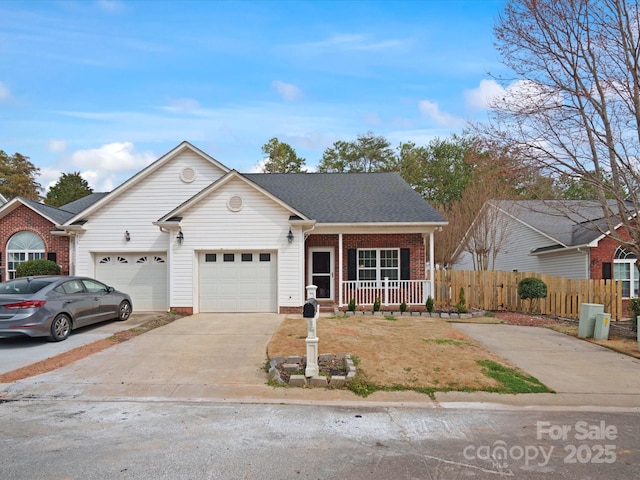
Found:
433,270 -> 624,320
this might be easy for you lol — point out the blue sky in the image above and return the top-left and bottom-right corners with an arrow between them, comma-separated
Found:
0,0 -> 508,193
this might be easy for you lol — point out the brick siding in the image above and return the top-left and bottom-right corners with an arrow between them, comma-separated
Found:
305,233 -> 426,301
0,204 -> 70,281
589,226 -> 634,280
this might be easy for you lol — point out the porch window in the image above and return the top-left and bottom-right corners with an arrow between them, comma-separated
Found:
614,246 -> 638,298
358,249 -> 399,282
7,231 -> 46,279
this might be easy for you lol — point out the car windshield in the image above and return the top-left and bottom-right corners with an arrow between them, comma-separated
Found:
0,279 -> 53,295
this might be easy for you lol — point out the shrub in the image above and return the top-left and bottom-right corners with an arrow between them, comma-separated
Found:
518,277 -> 548,313
400,301 -> 407,313
456,287 -> 468,314
627,298 -> 640,332
347,298 -> 357,312
373,297 -> 381,312
425,296 -> 434,313
15,259 -> 61,277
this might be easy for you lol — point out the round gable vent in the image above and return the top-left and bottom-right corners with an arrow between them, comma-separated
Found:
180,167 -> 196,183
227,195 -> 244,212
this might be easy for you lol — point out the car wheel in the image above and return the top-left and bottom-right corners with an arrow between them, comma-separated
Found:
48,314 -> 71,342
118,301 -> 132,321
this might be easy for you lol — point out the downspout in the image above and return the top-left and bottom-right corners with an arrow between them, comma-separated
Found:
155,224 -> 177,312
338,233 -> 343,307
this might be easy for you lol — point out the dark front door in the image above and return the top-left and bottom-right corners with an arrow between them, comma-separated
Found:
310,249 -> 333,299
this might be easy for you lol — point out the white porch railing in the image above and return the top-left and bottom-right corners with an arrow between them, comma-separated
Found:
341,278 -> 431,307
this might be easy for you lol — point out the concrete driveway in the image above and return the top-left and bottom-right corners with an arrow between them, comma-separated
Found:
438,323 -> 640,408
0,312 -> 159,375
1,313 -> 301,401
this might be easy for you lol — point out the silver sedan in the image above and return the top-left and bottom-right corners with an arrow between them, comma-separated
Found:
0,276 -> 132,342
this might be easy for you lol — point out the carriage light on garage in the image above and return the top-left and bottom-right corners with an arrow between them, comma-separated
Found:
176,230 -> 184,245
287,228 -> 294,244
124,230 -> 130,242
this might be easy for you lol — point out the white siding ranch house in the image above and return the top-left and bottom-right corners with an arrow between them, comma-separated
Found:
58,142 -> 447,314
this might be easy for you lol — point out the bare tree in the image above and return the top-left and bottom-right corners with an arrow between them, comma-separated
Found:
483,0 -> 640,260
463,200 -> 515,270
437,140 -> 549,268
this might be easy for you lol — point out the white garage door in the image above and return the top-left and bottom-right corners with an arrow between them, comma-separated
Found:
199,251 -> 277,312
95,253 -> 168,311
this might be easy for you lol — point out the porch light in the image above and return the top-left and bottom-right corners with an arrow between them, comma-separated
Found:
287,228 -> 294,244
177,230 -> 184,245
124,230 -> 130,242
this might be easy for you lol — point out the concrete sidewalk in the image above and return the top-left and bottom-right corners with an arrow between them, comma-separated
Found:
2,315 -> 640,411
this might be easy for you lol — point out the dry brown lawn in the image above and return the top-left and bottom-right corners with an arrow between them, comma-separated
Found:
267,314 -> 516,391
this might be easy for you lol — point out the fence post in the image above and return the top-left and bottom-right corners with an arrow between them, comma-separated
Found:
383,277 -> 389,306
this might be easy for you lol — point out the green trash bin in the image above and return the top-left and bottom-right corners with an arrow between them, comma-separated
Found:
578,303 -> 604,338
594,313 -> 611,340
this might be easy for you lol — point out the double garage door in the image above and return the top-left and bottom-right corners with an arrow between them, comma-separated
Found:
199,251 -> 277,312
95,253 -> 168,311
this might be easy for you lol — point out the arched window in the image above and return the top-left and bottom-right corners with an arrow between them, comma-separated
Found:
614,246 -> 638,298
6,231 -> 45,279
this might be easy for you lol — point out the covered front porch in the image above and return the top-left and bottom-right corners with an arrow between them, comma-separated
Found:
303,228 -> 438,310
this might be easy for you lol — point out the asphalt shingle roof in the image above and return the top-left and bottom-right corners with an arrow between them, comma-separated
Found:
21,198 -> 77,225
59,193 -> 109,214
246,172 -> 446,224
494,199 -> 630,247
16,193 -> 109,225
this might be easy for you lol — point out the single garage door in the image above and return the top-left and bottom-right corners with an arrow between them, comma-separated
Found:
95,253 -> 168,311
199,251 -> 277,312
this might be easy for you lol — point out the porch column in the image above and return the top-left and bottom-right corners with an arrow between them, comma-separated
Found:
338,233 -> 343,306
429,230 -> 435,300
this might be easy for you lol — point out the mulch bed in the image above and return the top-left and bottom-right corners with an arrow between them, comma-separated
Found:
493,311 -> 637,339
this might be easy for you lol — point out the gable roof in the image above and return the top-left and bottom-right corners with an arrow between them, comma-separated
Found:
156,170 -> 310,223
0,193 -> 107,227
246,172 -> 447,224
482,199 -> 631,254
59,192 -> 110,214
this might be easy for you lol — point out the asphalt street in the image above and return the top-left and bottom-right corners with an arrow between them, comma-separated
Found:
0,400 -> 638,479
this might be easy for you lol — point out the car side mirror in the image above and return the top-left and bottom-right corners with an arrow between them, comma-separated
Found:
107,286 -> 115,293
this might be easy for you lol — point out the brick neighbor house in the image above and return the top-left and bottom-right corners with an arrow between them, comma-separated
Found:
0,194 -> 106,282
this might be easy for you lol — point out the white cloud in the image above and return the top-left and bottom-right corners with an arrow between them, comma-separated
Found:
96,0 -> 126,12
304,33 -> 408,51
163,97 -> 202,113
418,100 -> 465,128
363,112 -> 383,126
0,82 -> 11,101
81,170 -> 115,192
464,79 -> 506,110
501,79 -> 563,111
70,142 -> 154,171
47,139 -> 67,153
39,167 -> 64,194
67,142 -> 155,190
271,81 -> 303,102
249,158 -> 267,173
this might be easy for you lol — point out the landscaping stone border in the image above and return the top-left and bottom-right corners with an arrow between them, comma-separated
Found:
267,353 -> 356,388
341,309 -> 486,319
